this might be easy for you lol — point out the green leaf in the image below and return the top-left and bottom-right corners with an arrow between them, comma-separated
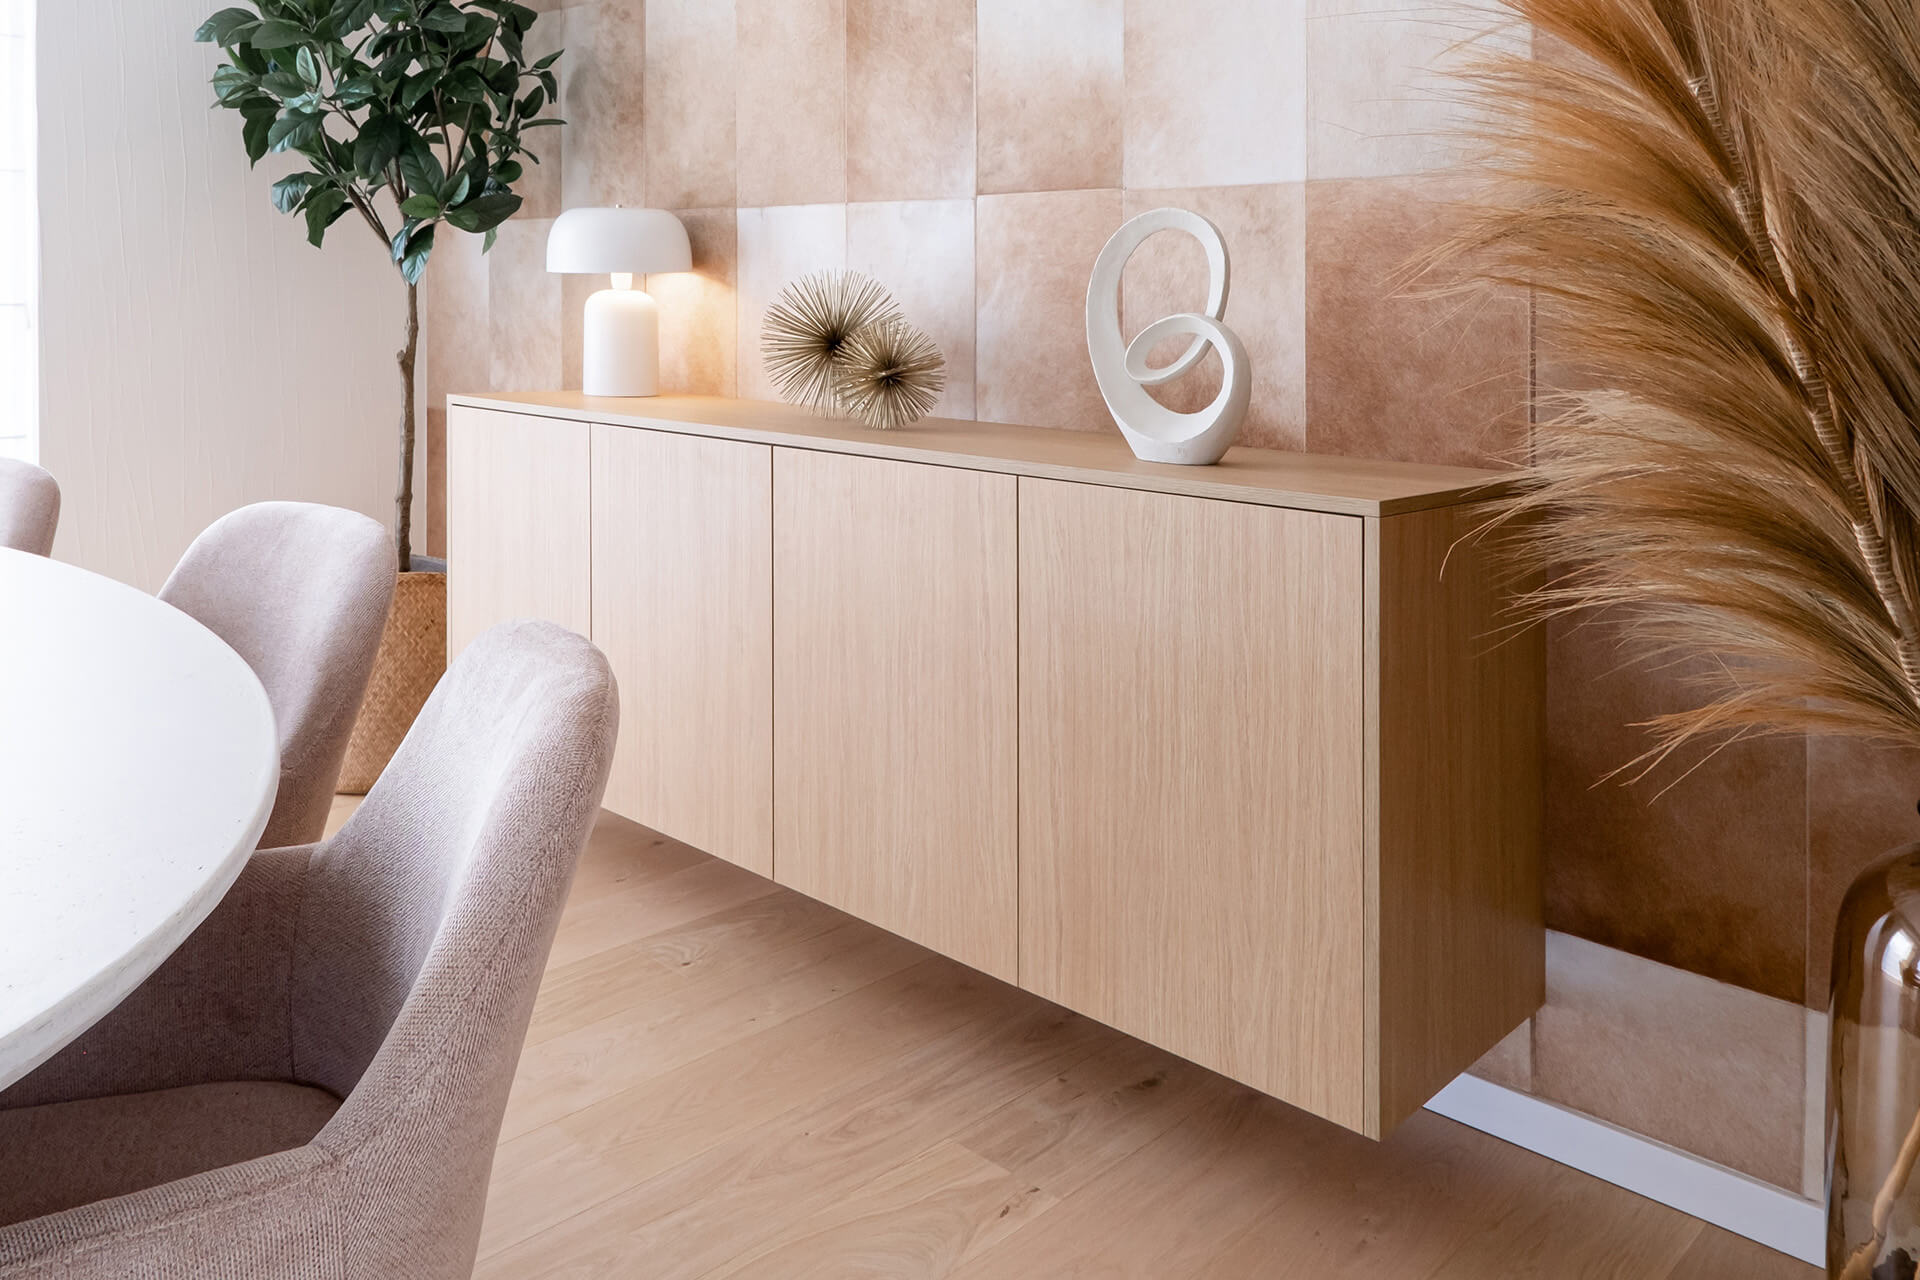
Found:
295,45 -> 320,86
352,113 -> 408,181
270,170 -> 325,213
418,4 -> 468,33
390,221 -> 436,284
266,109 -> 322,152
442,189 -> 519,234
398,145 -> 444,196
484,226 -> 499,253
399,70 -> 441,112
517,84 -> 544,117
303,187 -> 349,246
330,0 -> 377,31
400,193 -> 442,218
241,108 -> 277,164
194,7 -> 259,45
247,18 -> 308,48
492,158 -> 522,185
334,74 -> 379,107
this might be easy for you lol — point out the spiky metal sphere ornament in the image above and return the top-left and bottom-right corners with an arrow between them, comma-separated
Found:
761,271 -> 903,413
834,319 -> 947,430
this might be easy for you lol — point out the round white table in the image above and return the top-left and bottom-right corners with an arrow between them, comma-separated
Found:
0,548 -> 278,1091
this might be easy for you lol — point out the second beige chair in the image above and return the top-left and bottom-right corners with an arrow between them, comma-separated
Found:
160,502 -> 396,848
0,458 -> 59,556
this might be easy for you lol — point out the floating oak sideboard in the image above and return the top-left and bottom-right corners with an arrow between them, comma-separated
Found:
446,392 -> 1544,1139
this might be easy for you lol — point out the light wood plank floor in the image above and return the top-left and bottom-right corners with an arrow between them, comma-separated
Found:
330,802 -> 1817,1278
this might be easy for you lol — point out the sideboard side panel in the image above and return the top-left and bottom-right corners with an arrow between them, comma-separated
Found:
1018,478 -> 1370,1130
772,448 -> 1020,981
1371,504 -> 1546,1134
592,425 -> 774,876
446,405 -> 592,660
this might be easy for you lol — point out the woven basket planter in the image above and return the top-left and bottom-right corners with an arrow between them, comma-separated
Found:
337,570 -> 446,794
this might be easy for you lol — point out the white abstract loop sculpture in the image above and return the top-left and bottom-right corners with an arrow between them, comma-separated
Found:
1086,207 -> 1251,466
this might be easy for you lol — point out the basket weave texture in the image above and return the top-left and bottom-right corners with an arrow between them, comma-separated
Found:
337,571 -> 447,794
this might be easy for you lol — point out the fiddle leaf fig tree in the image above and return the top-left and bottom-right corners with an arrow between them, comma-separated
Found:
194,0 -> 562,569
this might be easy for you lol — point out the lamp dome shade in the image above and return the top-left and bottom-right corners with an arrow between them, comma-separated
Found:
546,207 -> 692,275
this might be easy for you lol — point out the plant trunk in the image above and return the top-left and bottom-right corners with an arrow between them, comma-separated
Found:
395,281 -> 420,572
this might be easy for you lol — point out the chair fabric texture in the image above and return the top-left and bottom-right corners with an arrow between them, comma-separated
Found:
0,459 -> 59,557
159,502 -> 397,847
0,620 -> 619,1279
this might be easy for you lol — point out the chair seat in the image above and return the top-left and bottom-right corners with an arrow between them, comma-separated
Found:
0,1080 -> 340,1227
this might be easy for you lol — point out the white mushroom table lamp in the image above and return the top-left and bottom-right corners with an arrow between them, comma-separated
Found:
546,207 -> 693,397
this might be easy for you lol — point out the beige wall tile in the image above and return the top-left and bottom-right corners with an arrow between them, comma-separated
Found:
1304,174 -> 1527,466
1466,1020 -> 1533,1092
846,200 -> 975,419
1121,185 -> 1306,452
1807,738 -> 1920,1006
425,226 -> 493,409
558,0 -> 647,208
736,204 -> 848,402
1544,614 -> 1809,1003
976,0 -> 1122,194
559,272 -> 596,392
1123,0 -> 1308,189
1307,2 -> 1527,181
650,207 -> 739,397
976,189 -> 1122,429
846,0 -> 975,202
645,0 -> 737,209
515,7 -> 568,219
736,0 -> 847,207
488,216 -> 563,391
1533,932 -> 1806,1190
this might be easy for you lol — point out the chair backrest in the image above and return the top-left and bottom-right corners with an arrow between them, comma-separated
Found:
160,502 -> 396,848
289,620 -> 617,1278
0,458 -> 59,556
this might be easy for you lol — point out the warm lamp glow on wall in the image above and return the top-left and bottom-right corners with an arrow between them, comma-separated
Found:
546,207 -> 692,397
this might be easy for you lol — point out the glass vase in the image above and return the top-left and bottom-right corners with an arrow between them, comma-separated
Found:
1829,840 -> 1920,1279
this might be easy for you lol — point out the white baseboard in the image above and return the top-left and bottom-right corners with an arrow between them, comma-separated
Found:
1426,1073 -> 1825,1266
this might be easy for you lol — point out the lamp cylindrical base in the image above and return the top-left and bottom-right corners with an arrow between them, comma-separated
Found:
583,287 -> 661,397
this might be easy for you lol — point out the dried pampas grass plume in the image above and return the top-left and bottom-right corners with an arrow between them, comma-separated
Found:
833,319 -> 947,430
1432,0 -> 1920,766
760,271 -> 902,414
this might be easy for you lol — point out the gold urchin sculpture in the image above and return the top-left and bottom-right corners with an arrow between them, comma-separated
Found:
760,271 -> 903,414
834,319 -> 947,430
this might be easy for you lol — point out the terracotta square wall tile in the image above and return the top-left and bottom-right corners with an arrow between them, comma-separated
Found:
1304,175 -> 1527,466
976,189 -> 1123,429
1306,1 -> 1527,181
487,217 -> 563,392
645,0 -> 737,209
735,204 -> 848,402
1121,184 -> 1306,452
557,0 -> 647,208
1807,738 -> 1920,1006
847,200 -> 975,418
1544,614 -> 1808,1003
976,0 -> 1123,194
1123,0 -> 1307,190
736,0 -> 847,208
846,0 -> 975,203
649,207 -> 740,397
1532,932 -> 1806,1190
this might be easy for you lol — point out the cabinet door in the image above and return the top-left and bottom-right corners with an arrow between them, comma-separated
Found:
773,449 -> 1018,980
592,426 -> 774,876
1018,479 -> 1368,1129
446,406 -> 592,660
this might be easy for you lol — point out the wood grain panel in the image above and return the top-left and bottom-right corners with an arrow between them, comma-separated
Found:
1369,503 -> 1545,1132
451,392 -> 1507,516
591,426 -> 774,875
1018,478 -> 1369,1130
446,405 -> 592,659
772,449 -> 1018,981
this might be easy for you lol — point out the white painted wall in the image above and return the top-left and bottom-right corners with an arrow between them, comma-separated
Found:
37,0 -> 409,590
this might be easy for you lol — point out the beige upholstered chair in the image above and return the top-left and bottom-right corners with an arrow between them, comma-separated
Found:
0,620 -> 619,1279
160,502 -> 396,848
0,459 -> 59,556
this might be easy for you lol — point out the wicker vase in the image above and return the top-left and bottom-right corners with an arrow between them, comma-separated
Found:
336,570 -> 446,794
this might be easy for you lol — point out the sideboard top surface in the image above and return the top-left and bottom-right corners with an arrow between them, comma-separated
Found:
450,392 -> 1510,517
